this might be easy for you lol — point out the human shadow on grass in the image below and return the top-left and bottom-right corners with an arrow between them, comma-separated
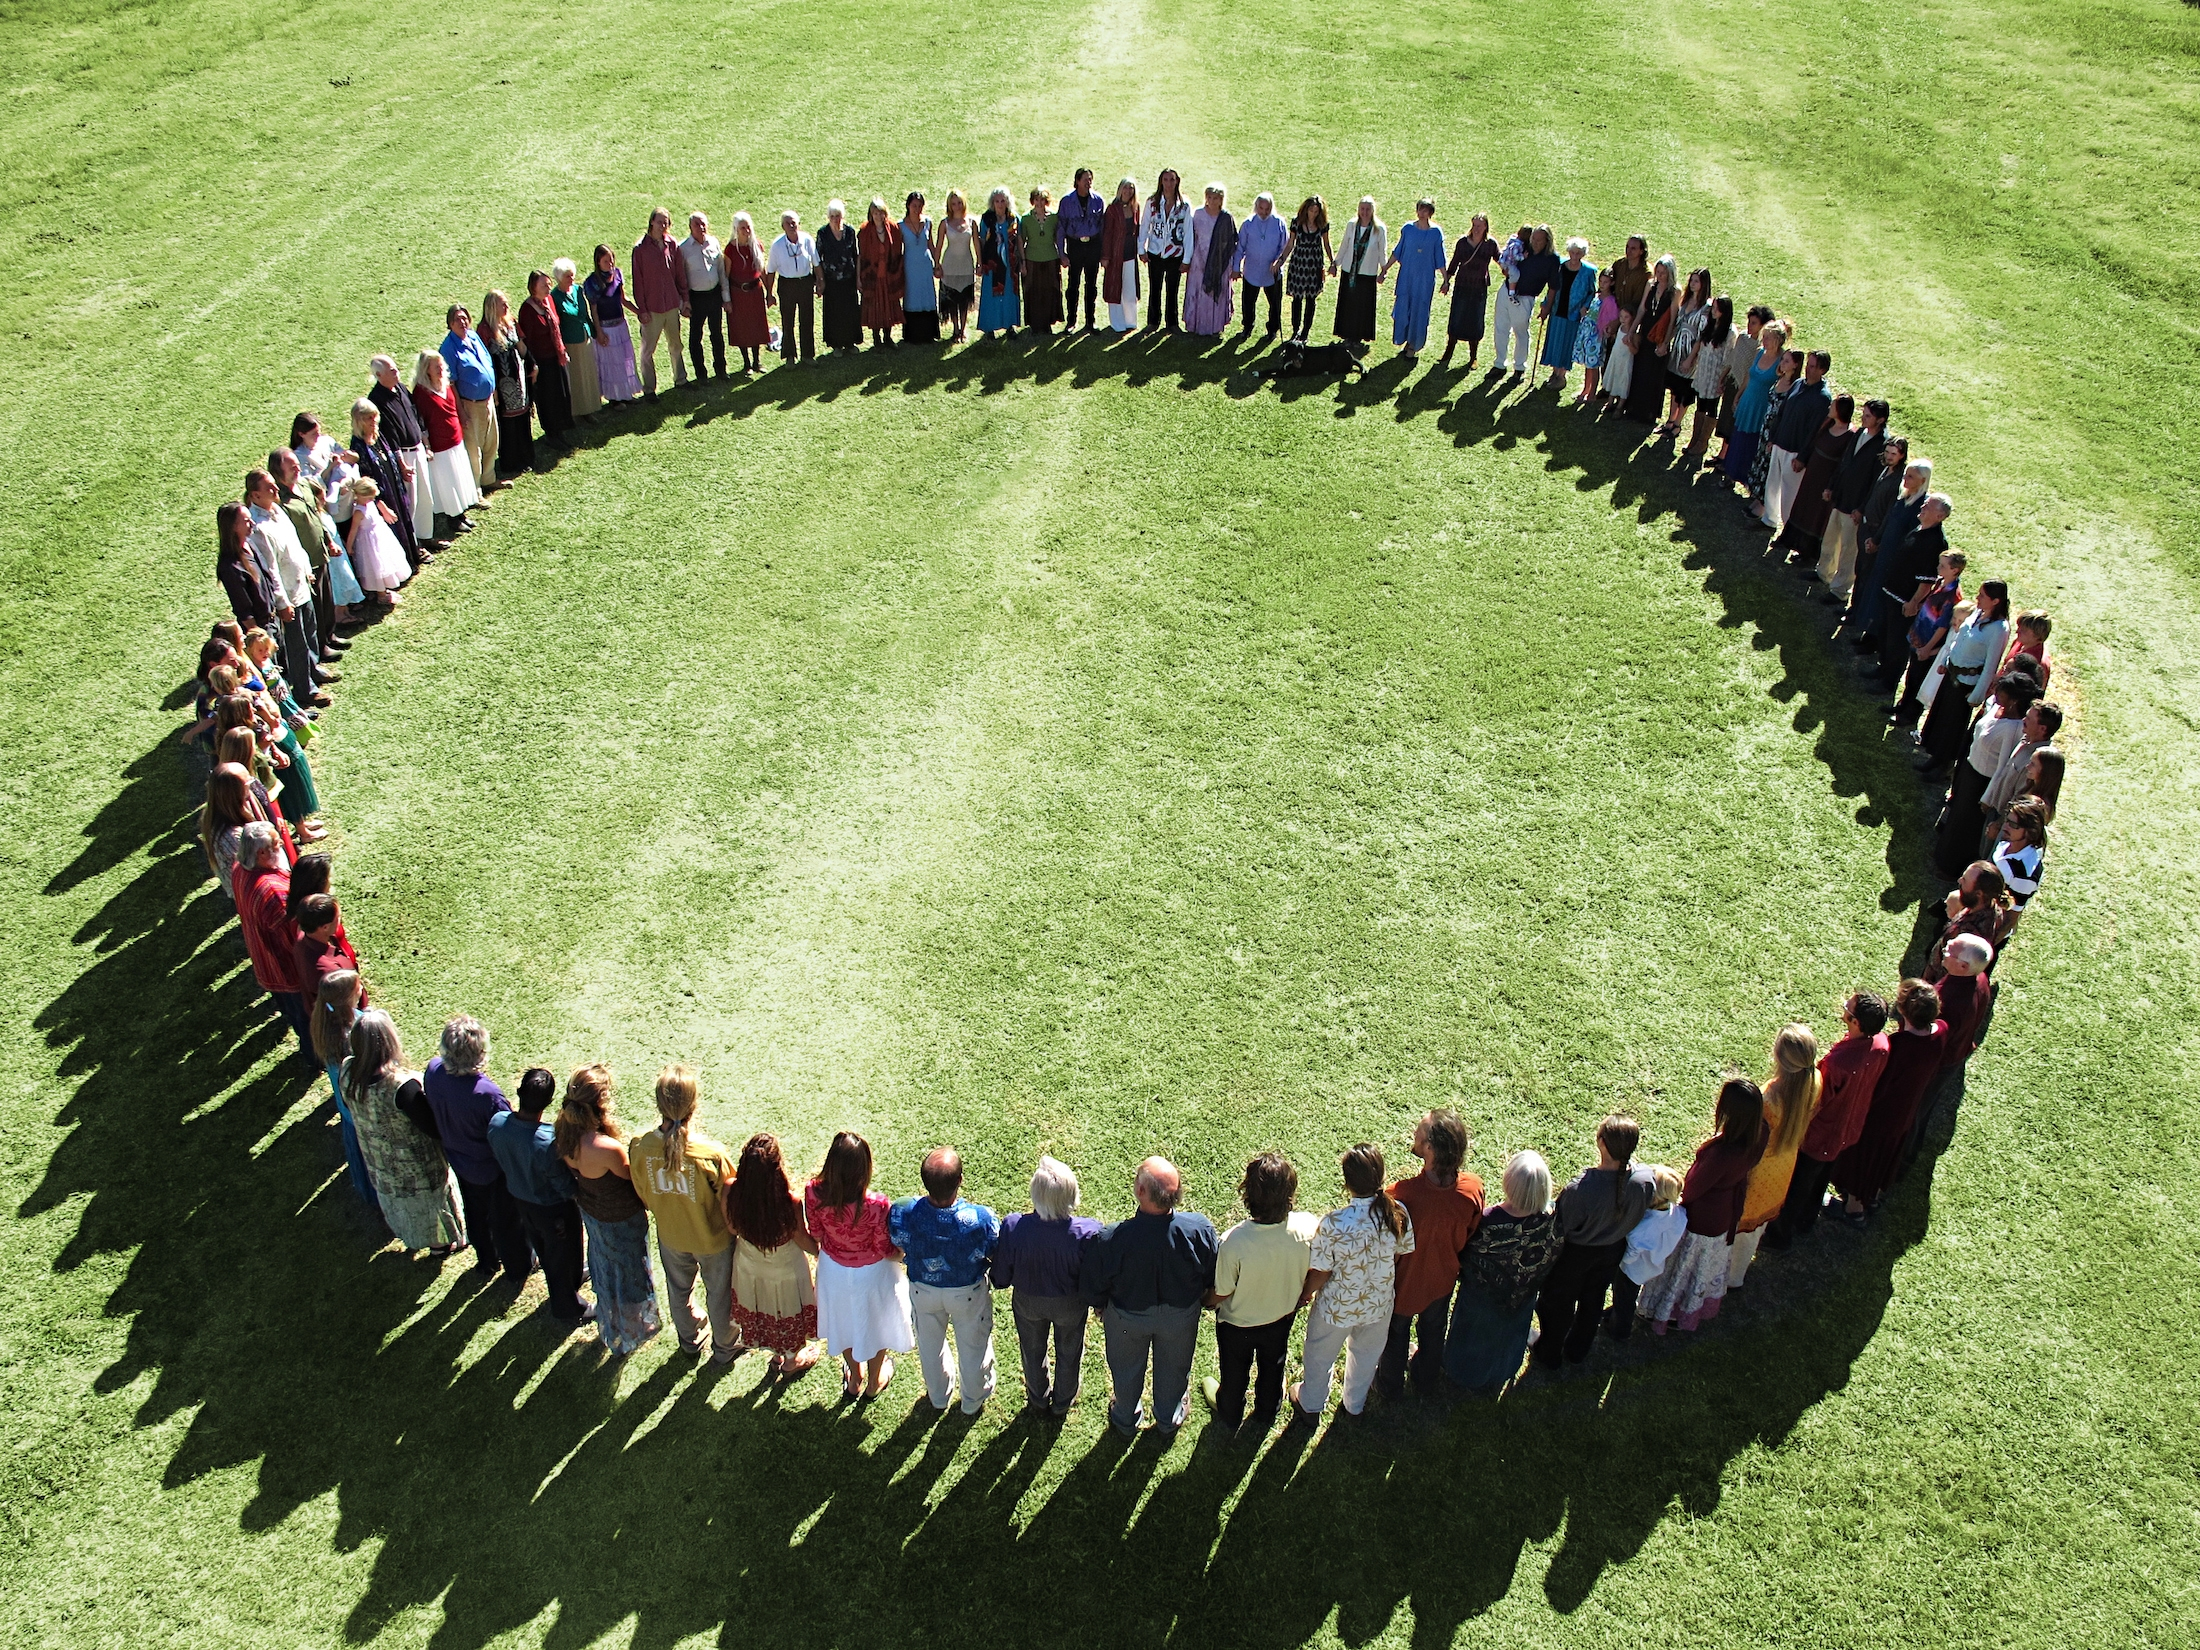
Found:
25,757 -> 1964,1645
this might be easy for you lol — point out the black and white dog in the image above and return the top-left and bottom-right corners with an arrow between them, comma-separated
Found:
1256,338 -> 1368,381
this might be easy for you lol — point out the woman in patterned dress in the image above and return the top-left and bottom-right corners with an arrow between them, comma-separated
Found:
724,1133 -> 822,1375
343,1010 -> 466,1254
1636,1079 -> 1770,1333
1442,1151 -> 1562,1395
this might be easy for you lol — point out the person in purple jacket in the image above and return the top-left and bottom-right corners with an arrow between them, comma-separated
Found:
421,1014 -> 532,1285
989,1154 -> 1101,1420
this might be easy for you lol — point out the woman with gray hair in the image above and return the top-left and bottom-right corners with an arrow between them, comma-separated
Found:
422,1013 -> 531,1282
1441,1149 -> 1561,1395
988,1154 -> 1101,1418
343,1009 -> 466,1254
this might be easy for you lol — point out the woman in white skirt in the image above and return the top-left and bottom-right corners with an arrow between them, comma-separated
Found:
343,476 -> 409,606
408,352 -> 482,522
584,244 -> 643,403
552,258 -> 601,418
803,1130 -> 914,1399
1104,177 -> 1141,332
1636,1078 -> 1769,1334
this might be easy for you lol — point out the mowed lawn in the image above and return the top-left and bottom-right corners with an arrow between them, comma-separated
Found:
2,1 -> 2197,1647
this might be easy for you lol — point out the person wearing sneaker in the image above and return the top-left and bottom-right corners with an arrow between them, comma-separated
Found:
489,1067 -> 593,1330
1202,1151 -> 1316,1438
1291,1145 -> 1413,1424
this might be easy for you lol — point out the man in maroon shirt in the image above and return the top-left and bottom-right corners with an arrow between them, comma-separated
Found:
1767,991 -> 1890,1246
230,822 -> 315,1069
630,207 -> 690,398
291,892 -> 360,992
1904,936 -> 1993,1171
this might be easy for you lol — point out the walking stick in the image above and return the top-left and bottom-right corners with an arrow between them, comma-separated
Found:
1531,309 -> 1547,381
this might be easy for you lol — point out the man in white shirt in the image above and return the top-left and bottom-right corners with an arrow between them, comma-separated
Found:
678,212 -> 727,380
765,211 -> 819,364
245,468 -> 331,706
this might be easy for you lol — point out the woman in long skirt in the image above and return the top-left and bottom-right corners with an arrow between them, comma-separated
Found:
1284,196 -> 1332,342
583,246 -> 643,403
724,213 -> 773,373
1540,239 -> 1596,391
517,272 -> 574,445
1622,256 -> 1676,423
818,200 -> 863,353
1384,200 -> 1446,356
552,259 -> 601,417
1330,197 -> 1387,343
859,198 -> 905,346
409,352 -> 483,518
725,1133 -> 822,1373
344,1010 -> 467,1253
557,1063 -> 663,1355
309,968 -> 377,1211
1181,184 -> 1236,336
481,289 -> 534,476
1436,213 -> 1496,367
1637,1078 -> 1768,1332
1022,188 -> 1064,333
805,1131 -> 914,1398
975,188 -> 1023,339
900,193 -> 940,344
1442,1151 -> 1560,1394
1102,180 -> 1141,331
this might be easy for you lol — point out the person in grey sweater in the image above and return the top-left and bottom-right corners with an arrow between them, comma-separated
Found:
1531,1117 -> 1661,1368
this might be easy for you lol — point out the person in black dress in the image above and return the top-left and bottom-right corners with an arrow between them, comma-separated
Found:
818,201 -> 862,353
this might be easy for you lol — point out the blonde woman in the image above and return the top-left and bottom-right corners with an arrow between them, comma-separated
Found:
407,350 -> 481,521
1730,1025 -> 1823,1286
556,1065 -> 662,1356
724,212 -> 772,372
936,189 -> 976,342
627,1064 -> 740,1363
342,1009 -> 466,1254
478,288 -> 533,478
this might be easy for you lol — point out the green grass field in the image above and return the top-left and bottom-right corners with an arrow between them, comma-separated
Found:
3,0 -> 2197,1644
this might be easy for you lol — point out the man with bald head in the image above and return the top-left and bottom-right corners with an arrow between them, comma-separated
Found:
1082,1156 -> 1218,1438
889,1147 -> 1001,1415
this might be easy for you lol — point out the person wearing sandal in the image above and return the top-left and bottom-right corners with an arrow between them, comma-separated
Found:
806,1132 -> 914,1398
724,1133 -> 822,1376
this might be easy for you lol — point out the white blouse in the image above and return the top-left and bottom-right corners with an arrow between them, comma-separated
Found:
1141,197 -> 1192,260
1333,218 -> 1388,277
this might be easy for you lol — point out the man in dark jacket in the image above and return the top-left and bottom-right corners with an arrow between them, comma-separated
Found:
1811,397 -> 1888,599
1756,349 -> 1831,536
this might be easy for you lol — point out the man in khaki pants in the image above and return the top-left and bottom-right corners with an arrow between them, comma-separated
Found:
438,304 -> 500,492
630,208 -> 690,398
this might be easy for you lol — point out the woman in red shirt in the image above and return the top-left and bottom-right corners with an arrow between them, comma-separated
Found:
408,351 -> 481,522
805,1131 -> 914,1398
1636,1078 -> 1768,1334
516,269 -> 573,446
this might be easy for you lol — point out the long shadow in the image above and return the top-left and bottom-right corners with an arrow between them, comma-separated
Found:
23,347 -> 1975,1641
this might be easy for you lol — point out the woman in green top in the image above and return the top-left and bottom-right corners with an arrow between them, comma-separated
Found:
1020,186 -> 1063,335
551,258 -> 601,418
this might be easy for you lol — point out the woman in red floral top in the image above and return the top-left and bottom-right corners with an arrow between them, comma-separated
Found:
805,1131 -> 915,1398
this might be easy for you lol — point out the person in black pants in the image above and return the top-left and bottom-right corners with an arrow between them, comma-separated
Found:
488,1068 -> 590,1324
1202,1151 -> 1309,1438
1873,492 -> 1952,685
1057,168 -> 1106,328
1533,1117 -> 1657,1368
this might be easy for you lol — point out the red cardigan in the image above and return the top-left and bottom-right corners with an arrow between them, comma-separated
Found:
1680,1126 -> 1768,1240
516,295 -> 568,366
411,383 -> 465,453
1802,1032 -> 1890,1162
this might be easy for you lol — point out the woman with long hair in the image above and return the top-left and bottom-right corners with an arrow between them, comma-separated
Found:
899,192 -> 940,344
1142,169 -> 1192,332
308,968 -> 376,1211
343,1009 -> 465,1253
1101,178 -> 1142,333
1600,234 -> 1652,405
1437,211 -> 1497,368
555,1064 -> 662,1355
1918,579 -> 2013,775
1636,1077 -> 1769,1332
1659,265 -> 1713,434
516,268 -> 574,444
805,1130 -> 915,1398
1683,295 -> 1736,461
723,1133 -> 821,1374
1728,1026 -> 1823,1286
1746,347 -> 1804,505
975,188 -> 1023,340
1293,1143 -> 1414,1421
858,198 -> 904,347
1282,194 -> 1332,343
1441,1150 -> 1560,1395
582,243 -> 644,403
724,212 -> 772,373
627,1064 -> 738,1361
214,500 -> 275,633
1722,319 -> 1788,489
1622,254 -> 1677,423
478,289 -> 533,476
1835,981 -> 1949,1217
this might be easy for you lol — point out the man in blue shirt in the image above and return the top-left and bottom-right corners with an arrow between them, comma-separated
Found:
488,1067 -> 590,1327
1083,1156 -> 1218,1437
1232,192 -> 1290,340
437,304 -> 500,494
1055,169 -> 1107,331
889,1148 -> 1002,1414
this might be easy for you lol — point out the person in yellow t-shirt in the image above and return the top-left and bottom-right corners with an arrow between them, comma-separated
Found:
628,1064 -> 740,1363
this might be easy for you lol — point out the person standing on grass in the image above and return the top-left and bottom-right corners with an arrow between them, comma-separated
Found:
1756,348 -> 1831,536
516,271 -> 574,450
245,469 -> 328,709
1441,1150 -> 1560,1394
817,201 -> 862,355
1916,579 -> 2012,778
1728,1026 -> 1822,1289
1889,544 -> 1965,727
1908,937 -> 1992,1170
1057,167 -> 1107,330
678,212 -> 728,381
1292,1144 -> 1414,1424
992,1155 -> 1102,1419
1933,672 -> 2041,877
1532,1115 -> 1657,1370
1865,470 -> 1941,671
438,303 -> 500,491
1330,197 -> 1388,345
344,1009 -> 467,1255
478,291 -> 535,478
423,1015 -> 534,1287
407,351 -> 482,536
890,1147 -> 1002,1415
1375,1109 -> 1482,1399
629,1064 -> 739,1364
1602,1165 -> 1685,1338
858,198 -> 905,347
807,1130 -> 916,1399
232,821 -> 316,1071
1183,184 -> 1238,337
307,968 -> 376,1212
271,448 -> 357,658
1833,980 -> 1947,1219
550,259 -> 602,417
489,1067 -> 592,1330
1436,212 -> 1498,369
1141,170 -> 1193,333
630,208 -> 691,397
765,210 -> 819,363
1202,1151 -> 1317,1438
556,1065 -> 663,1357
722,1133 -> 821,1375
1766,993 -> 1889,1247
1384,199 -> 1447,359
367,354 -> 439,545
1083,1156 -> 1217,1438
974,189 -> 1023,341
1232,191 -> 1289,340
1102,178 -> 1142,333
1635,1079 -> 1768,1334
1813,396 -> 1889,599
1836,436 -> 1910,632
1281,194 -> 1331,343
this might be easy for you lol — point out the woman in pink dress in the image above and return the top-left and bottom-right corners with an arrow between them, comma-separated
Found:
1182,183 -> 1238,337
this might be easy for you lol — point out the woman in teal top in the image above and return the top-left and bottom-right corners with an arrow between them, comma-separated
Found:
900,193 -> 940,344
551,258 -> 601,418
1721,321 -> 1788,487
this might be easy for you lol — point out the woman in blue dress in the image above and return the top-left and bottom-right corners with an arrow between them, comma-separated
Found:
975,188 -> 1023,339
1540,238 -> 1597,392
1721,317 -> 1788,489
900,192 -> 941,345
1382,199 -> 1445,356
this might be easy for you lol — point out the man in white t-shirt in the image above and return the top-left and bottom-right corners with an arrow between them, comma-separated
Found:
245,468 -> 331,706
765,212 -> 819,364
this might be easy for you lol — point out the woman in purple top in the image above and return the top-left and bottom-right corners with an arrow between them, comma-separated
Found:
583,245 -> 643,404
1437,213 -> 1499,368
989,1154 -> 1101,1418
420,1013 -> 532,1283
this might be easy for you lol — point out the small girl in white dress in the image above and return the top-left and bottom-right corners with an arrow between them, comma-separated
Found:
344,477 -> 409,605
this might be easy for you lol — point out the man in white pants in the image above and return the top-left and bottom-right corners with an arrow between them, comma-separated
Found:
889,1148 -> 1000,1415
1491,223 -> 1536,373
1758,348 -> 1832,537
